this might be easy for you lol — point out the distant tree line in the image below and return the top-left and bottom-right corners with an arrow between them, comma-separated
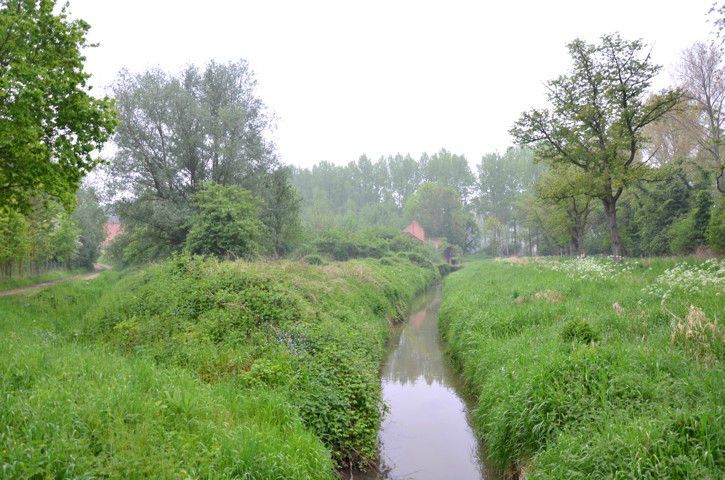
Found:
2,0 -> 723,272
295,34 -> 723,259
291,150 -> 481,252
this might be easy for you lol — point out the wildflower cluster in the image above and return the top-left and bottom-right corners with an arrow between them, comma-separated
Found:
540,257 -> 637,281
644,259 -> 725,300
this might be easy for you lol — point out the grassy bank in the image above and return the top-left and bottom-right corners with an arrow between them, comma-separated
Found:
439,258 -> 723,479
1,255 -> 438,478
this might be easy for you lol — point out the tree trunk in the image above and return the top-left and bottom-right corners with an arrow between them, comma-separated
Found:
576,227 -> 585,256
602,198 -> 623,261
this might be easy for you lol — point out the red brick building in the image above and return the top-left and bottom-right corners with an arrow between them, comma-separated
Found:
402,220 -> 426,242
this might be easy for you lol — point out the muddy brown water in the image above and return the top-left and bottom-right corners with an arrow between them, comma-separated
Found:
352,286 -> 501,480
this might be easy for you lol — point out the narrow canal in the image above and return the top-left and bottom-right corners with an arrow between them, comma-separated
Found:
359,286 -> 499,480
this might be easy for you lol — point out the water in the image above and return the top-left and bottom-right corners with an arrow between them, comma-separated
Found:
356,286 -> 499,480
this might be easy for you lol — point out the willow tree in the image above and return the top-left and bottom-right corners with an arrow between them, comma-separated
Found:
511,34 -> 680,259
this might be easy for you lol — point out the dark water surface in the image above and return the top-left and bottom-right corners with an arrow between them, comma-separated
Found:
355,286 -> 499,480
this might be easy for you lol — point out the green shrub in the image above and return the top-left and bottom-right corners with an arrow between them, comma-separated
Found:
560,318 -> 599,343
436,262 -> 461,276
304,254 -> 324,265
186,183 -> 267,258
706,197 -> 725,254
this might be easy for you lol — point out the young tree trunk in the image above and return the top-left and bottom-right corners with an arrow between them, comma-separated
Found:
576,227 -> 585,256
602,198 -> 623,260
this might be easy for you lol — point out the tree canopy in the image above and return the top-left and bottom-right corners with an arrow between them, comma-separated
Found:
107,60 -> 298,264
511,33 -> 681,258
0,0 -> 116,214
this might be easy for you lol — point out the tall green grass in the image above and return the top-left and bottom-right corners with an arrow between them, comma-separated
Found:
1,254 -> 438,478
439,258 -> 723,479
0,273 -> 333,478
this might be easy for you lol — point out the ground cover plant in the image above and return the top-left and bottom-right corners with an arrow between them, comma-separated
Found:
1,254 -> 438,478
0,273 -> 333,479
439,257 -> 723,479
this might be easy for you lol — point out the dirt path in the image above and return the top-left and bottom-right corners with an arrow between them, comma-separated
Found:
0,264 -> 112,297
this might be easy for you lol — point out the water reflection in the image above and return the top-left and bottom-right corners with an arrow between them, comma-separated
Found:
357,287 -> 498,480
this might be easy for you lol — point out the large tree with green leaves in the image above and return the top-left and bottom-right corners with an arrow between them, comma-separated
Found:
404,182 -> 479,251
0,0 -> 116,214
511,34 -> 681,258
109,60 -> 292,263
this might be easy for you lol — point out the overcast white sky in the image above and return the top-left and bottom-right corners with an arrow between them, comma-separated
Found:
70,0 -> 715,168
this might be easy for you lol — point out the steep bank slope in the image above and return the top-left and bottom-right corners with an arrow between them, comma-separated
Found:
85,255 -> 439,471
439,259 -> 722,479
1,255 -> 438,478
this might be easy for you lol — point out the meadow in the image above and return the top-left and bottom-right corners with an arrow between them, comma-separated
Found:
0,254 -> 438,478
439,257 -> 724,479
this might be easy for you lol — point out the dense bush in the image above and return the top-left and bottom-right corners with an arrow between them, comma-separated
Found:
84,255 -> 439,469
439,259 -> 723,478
707,196 -> 725,254
185,183 -> 267,258
306,226 -> 439,263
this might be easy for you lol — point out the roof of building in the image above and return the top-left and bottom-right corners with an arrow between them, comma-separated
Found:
101,222 -> 123,248
402,220 -> 426,242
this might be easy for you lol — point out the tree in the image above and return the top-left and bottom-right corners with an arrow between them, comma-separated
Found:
109,61 -> 284,263
420,149 -> 475,201
0,0 -> 116,214
185,184 -> 266,259
535,167 -> 592,256
404,182 -> 479,251
678,42 -> 725,192
71,187 -> 106,268
259,167 -> 302,257
511,34 -> 681,259
477,147 -> 543,254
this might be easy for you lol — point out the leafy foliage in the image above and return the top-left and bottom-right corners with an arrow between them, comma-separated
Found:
0,0 -> 116,214
107,61 -> 298,264
185,184 -> 266,258
511,34 -> 681,258
0,195 -> 104,278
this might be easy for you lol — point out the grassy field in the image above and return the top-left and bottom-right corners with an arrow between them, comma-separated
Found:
1,254 -> 438,478
439,257 -> 723,479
